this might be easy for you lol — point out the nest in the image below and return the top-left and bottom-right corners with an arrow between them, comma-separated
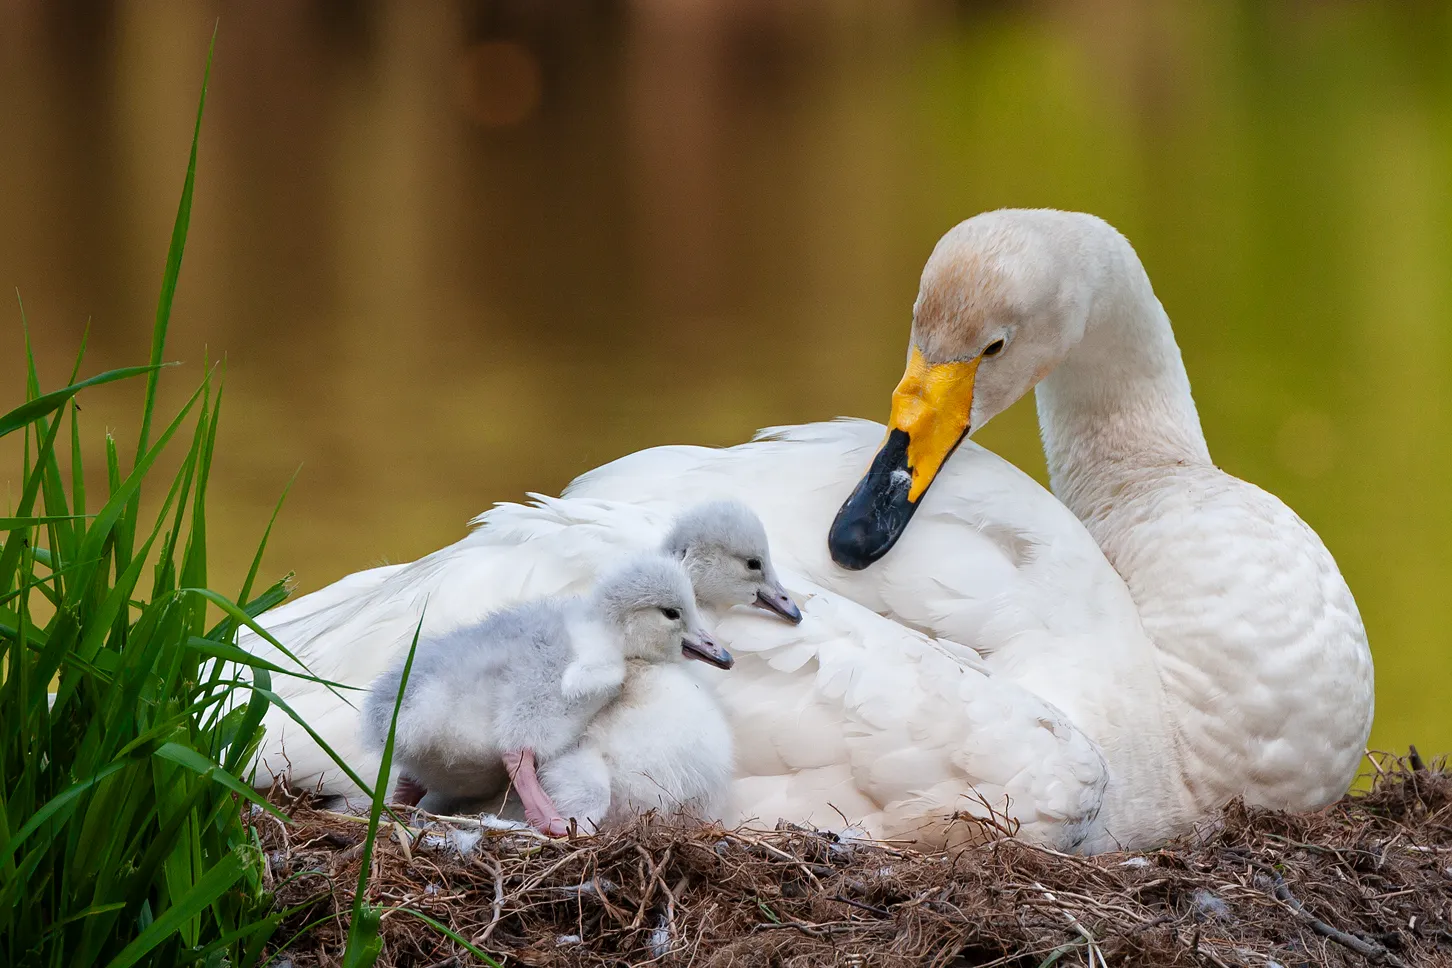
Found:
255,754 -> 1452,967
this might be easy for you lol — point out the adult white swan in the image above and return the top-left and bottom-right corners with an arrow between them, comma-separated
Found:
243,209 -> 1373,853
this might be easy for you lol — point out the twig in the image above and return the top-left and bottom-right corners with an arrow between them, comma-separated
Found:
392,821 -> 413,864
665,875 -> 686,949
1032,881 -> 1106,968
751,919 -> 863,937
725,831 -> 825,887
1193,932 -> 1234,968
1017,883 -> 1152,924
517,847 -> 595,895
683,901 -> 713,968
1261,866 -> 1409,967
590,860 -> 632,924
1408,746 -> 1427,773
470,858 -> 505,946
829,895 -> 892,918
1260,833 -> 1380,862
426,811 -> 548,840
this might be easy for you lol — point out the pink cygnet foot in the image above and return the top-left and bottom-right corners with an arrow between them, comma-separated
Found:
391,774 -> 428,807
502,748 -> 569,836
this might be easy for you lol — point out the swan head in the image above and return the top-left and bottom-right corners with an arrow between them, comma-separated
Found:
592,554 -> 733,669
661,500 -> 803,624
830,209 -> 1102,569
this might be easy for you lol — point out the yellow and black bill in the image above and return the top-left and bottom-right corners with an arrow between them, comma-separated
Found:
828,348 -> 980,570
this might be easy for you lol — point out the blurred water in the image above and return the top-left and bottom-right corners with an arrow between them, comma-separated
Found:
2,1 -> 1449,757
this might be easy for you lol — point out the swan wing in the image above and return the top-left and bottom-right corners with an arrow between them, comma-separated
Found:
714,571 -> 1108,850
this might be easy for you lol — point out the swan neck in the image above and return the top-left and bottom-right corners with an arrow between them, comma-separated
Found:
1035,241 -> 1212,526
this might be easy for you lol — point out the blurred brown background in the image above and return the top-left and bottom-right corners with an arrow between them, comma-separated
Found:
2,1 -> 1450,755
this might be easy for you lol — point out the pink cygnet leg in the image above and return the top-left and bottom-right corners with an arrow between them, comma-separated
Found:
502,748 -> 569,837
392,774 -> 428,806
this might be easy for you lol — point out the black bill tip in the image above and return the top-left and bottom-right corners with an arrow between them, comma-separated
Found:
827,428 -> 921,570
682,636 -> 734,670
754,589 -> 804,625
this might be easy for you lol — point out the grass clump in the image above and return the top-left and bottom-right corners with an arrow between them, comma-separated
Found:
0,36 -> 314,968
0,31 -> 485,967
0,33 -> 439,966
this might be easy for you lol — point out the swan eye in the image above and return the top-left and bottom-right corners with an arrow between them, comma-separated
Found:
746,557 -> 763,572
660,607 -> 681,621
983,338 -> 1006,358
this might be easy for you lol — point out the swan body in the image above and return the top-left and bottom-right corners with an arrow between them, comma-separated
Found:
243,208 -> 1373,853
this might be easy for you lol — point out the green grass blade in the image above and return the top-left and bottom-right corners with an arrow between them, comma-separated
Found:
183,588 -> 359,708
0,559 -> 87,609
102,848 -> 246,968
173,913 -> 285,967
0,364 -> 165,440
152,375 -> 208,599
339,904 -> 383,968
70,380 -> 206,599
70,403 -> 86,520
135,26 -> 215,464
69,324 -> 91,549
1035,942 -> 1081,968
392,908 -> 504,968
0,398 -> 72,597
204,576 -> 290,643
0,760 -> 130,867
18,296 -> 82,581
179,363 -> 221,607
152,742 -> 289,823
237,467 -> 298,611
0,515 -> 91,527
243,688 -> 405,824
183,637 -> 349,690
46,900 -> 128,934
68,317 -> 91,383
343,618 -> 423,968
259,908 -> 353,968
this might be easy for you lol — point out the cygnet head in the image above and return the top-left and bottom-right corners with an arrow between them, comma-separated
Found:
661,500 -> 802,624
592,554 -> 733,670
830,209 -> 1118,570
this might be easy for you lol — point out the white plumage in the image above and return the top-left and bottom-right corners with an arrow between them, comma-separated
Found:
536,660 -> 736,831
242,208 -> 1374,853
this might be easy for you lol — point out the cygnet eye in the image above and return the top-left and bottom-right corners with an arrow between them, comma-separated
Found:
659,607 -> 681,621
746,557 -> 763,572
983,338 -> 1006,358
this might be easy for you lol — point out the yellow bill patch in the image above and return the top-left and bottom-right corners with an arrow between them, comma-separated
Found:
887,346 -> 980,502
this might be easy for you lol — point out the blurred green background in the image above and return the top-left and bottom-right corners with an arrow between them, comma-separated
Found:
1,2 -> 1448,756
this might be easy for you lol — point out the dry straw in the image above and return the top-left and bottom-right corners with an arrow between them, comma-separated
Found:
256,752 -> 1452,967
